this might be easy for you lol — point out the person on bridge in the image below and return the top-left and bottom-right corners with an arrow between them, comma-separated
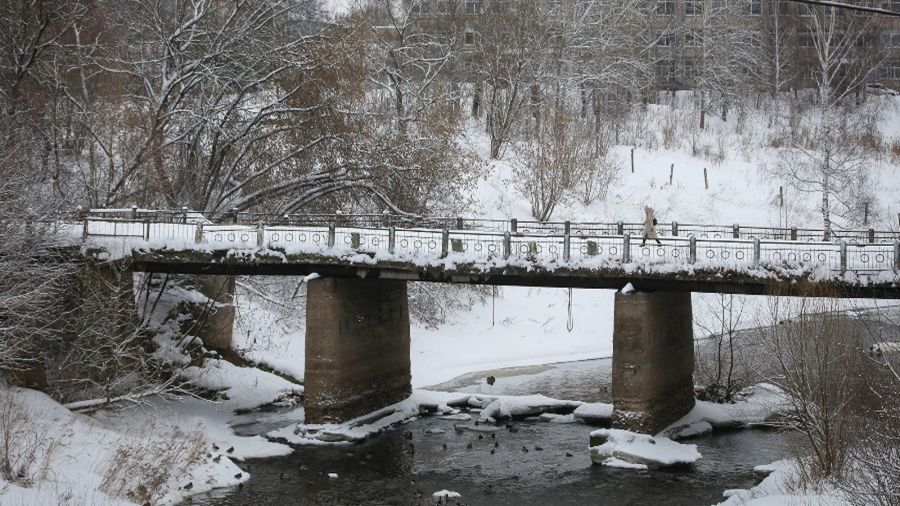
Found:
641,206 -> 662,247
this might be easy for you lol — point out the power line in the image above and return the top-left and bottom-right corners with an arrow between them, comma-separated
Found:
784,0 -> 900,17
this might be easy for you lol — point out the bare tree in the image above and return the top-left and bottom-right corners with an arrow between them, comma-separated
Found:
695,294 -> 754,403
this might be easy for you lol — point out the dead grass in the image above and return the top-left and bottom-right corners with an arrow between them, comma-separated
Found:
0,390 -> 57,487
99,422 -> 207,505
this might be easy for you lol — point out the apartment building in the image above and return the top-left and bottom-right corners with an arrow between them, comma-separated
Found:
397,0 -> 900,93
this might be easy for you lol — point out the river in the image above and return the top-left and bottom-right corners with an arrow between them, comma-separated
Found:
192,358 -> 799,506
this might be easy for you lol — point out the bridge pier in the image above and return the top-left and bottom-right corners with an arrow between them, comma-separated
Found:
304,277 -> 411,424
612,290 -> 695,434
195,275 -> 236,353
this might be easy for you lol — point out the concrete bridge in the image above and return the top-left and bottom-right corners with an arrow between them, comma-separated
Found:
75,209 -> 900,433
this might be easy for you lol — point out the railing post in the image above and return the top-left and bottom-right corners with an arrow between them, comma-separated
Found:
752,238 -> 760,268
510,218 -> 518,233
617,220 -> 624,236
144,220 -> 150,241
503,232 -> 511,259
182,206 -> 188,224
868,228 -> 875,244
790,227 -> 797,241
824,228 -> 831,242
732,223 -> 739,239
327,224 -> 335,248
689,236 -> 697,264
388,226 -> 396,254
623,234 -> 631,263
232,207 -> 239,224
441,228 -> 449,258
672,221 -> 679,237
564,220 -> 571,235
382,210 -> 390,227
131,205 -> 138,219
894,241 -> 900,272
839,240 -> 847,275
257,221 -> 265,247
456,217 -> 464,230
82,216 -> 89,241
195,223 -> 204,244
563,233 -> 571,262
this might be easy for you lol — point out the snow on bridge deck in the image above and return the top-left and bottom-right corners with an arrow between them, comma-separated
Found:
78,210 -> 900,298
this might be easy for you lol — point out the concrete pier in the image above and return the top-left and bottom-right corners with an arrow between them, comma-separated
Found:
611,290 -> 695,434
196,275 -> 236,352
304,277 -> 411,424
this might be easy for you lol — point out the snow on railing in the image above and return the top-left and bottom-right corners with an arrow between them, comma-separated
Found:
79,212 -> 900,277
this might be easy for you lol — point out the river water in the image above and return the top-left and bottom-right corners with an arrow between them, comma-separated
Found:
192,358 -> 800,506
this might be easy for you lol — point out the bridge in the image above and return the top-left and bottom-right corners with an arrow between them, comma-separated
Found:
66,209 -> 900,433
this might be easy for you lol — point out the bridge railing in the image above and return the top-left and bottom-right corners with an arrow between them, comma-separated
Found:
78,211 -> 900,277
78,208 -> 900,244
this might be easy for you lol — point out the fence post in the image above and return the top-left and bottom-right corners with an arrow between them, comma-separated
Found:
894,241 -> 900,273
232,207 -> 239,224
441,229 -> 449,258
327,224 -> 335,248
503,232 -> 511,259
257,222 -> 265,247
672,221 -> 679,237
790,226 -> 797,241
456,217 -> 464,230
868,228 -> 875,244
623,234 -> 631,263
752,238 -> 760,269
840,241 -> 847,275
689,236 -> 697,264
511,218 -> 518,233
388,226 -> 396,254
563,233 -> 571,262
195,223 -> 204,244
732,223 -> 740,239
617,220 -> 624,236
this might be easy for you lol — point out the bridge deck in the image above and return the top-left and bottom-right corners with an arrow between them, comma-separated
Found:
77,213 -> 900,298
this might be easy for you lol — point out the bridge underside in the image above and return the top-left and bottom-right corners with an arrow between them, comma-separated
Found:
128,250 -> 900,299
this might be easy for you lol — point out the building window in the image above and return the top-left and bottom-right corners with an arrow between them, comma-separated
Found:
745,0 -> 761,15
656,0 -> 675,15
882,61 -> 900,80
683,59 -> 701,80
465,0 -> 481,14
657,30 -> 677,47
799,29 -> 815,47
747,31 -> 762,48
684,30 -> 704,47
685,0 -> 703,15
657,59 -> 676,80
882,30 -> 900,48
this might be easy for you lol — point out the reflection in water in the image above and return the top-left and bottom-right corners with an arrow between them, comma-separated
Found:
193,359 -> 799,506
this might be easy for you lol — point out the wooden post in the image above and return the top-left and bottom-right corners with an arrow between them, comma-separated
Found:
779,186 -> 783,208
669,163 -> 674,185
631,148 -> 635,173
863,202 -> 869,225
839,241 -> 847,275
752,238 -> 760,268
703,168 -> 708,190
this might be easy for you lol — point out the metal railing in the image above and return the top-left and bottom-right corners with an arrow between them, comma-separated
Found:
78,210 -> 900,278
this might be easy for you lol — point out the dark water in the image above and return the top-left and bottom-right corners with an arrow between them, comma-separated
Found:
191,358 -> 800,506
